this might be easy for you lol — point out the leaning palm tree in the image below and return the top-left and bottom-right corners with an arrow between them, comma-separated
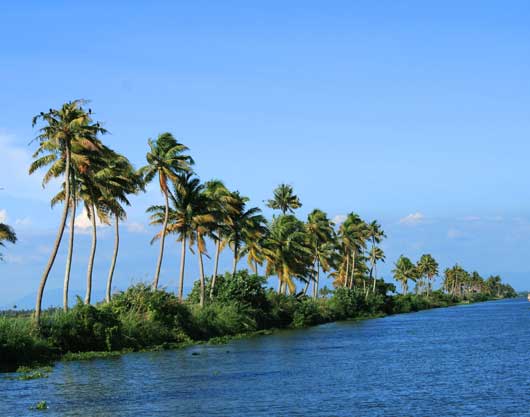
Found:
417,254 -> 439,296
263,215 -> 313,295
30,100 -> 104,322
338,213 -> 368,289
306,209 -> 335,298
392,255 -> 417,295
0,223 -> 17,260
139,133 -> 193,289
101,151 -> 144,303
368,246 -> 385,294
224,192 -> 266,277
148,173 -> 214,305
266,183 -> 302,215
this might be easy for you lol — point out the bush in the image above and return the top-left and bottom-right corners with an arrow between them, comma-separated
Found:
0,317 -> 54,371
40,300 -> 122,353
191,302 -> 257,339
292,298 -> 329,328
110,284 -> 193,347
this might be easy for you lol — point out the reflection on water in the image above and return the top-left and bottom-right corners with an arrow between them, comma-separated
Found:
2,299 -> 529,416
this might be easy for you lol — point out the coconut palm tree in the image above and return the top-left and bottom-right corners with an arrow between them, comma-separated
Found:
263,215 -> 313,295
148,173 -> 214,305
392,255 -> 417,295
241,215 -> 269,275
203,180 -> 238,298
306,209 -> 335,298
266,183 -> 302,215
30,100 -> 104,322
101,151 -> 144,303
0,223 -> 17,260
338,213 -> 368,289
224,192 -> 266,277
368,246 -> 385,294
139,133 -> 193,289
417,254 -> 439,296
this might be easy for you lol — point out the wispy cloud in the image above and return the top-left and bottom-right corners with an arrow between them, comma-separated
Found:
126,222 -> 147,233
399,212 -> 425,225
0,209 -> 7,223
74,208 -> 107,233
460,216 -> 481,222
332,214 -> 347,226
447,228 -> 465,239
15,217 -> 31,226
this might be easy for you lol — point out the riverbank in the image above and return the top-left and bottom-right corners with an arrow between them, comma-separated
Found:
0,272 -> 514,372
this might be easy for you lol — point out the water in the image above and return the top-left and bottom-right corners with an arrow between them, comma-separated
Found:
2,298 -> 529,416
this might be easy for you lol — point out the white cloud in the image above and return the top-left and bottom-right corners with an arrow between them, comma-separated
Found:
332,214 -> 347,226
0,209 -> 7,223
126,222 -> 147,233
399,212 -> 425,225
74,207 -> 107,232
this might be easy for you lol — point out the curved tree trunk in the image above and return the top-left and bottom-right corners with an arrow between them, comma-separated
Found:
345,253 -> 350,288
198,249 -> 205,307
106,214 -> 120,303
35,148 -> 71,324
63,191 -> 76,312
210,237 -> 221,299
372,263 -> 377,294
153,189 -> 169,289
302,280 -> 310,295
178,236 -> 187,301
85,203 -> 97,305
232,247 -> 238,278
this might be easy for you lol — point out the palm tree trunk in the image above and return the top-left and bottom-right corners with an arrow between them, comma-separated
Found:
313,259 -> 320,299
178,236 -> 187,302
106,214 -> 120,303
85,203 -> 97,305
232,247 -> 238,277
63,192 -> 76,312
210,237 -> 221,299
35,148 -> 71,324
277,276 -> 282,294
302,280 -> 310,295
198,248 -> 206,307
345,254 -> 350,288
372,263 -> 377,294
153,189 -> 169,289
350,250 -> 356,289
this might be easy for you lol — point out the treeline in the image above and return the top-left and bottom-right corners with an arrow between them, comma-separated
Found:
0,99 -> 516,321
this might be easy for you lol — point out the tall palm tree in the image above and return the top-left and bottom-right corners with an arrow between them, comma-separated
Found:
224,192 -> 266,277
139,133 -> 193,289
306,209 -> 335,298
0,223 -> 17,260
392,255 -> 417,295
30,100 -> 104,322
101,151 -> 144,303
263,215 -> 313,295
266,183 -> 302,215
148,173 -> 214,305
368,246 -> 385,294
417,254 -> 439,296
241,215 -> 269,275
203,180 -> 238,298
338,213 -> 368,289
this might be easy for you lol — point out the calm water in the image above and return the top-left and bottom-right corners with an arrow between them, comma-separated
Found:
2,298 -> 529,416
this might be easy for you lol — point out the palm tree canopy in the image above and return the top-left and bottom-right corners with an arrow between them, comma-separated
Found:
392,255 -> 418,283
139,132 -> 193,195
417,254 -> 439,279
0,223 -> 17,260
266,183 -> 302,214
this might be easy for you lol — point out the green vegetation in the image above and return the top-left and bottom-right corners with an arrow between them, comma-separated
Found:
0,101 -> 517,372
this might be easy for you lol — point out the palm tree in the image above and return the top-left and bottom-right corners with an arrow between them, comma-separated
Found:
338,213 -> 368,289
30,100 -> 104,322
266,183 -> 302,215
203,180 -> 238,298
263,215 -> 313,295
417,254 -> 439,296
0,223 -> 17,260
241,215 -> 269,275
139,133 -> 193,289
101,151 -> 144,303
148,173 -> 214,305
224,192 -> 266,277
306,209 -> 335,298
392,255 -> 417,295
368,246 -> 385,294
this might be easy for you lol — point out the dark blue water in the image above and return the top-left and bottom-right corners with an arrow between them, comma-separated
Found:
2,298 -> 529,416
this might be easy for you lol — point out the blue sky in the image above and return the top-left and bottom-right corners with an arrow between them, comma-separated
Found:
1,1 -> 529,307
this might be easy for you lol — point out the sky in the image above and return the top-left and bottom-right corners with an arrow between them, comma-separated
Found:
1,1 -> 529,307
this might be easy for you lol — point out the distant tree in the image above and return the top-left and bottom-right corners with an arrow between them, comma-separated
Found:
392,255 -> 417,295
267,184 -> 302,215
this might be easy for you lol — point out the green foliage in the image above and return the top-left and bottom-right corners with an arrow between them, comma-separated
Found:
191,302 -> 257,338
39,299 -> 122,353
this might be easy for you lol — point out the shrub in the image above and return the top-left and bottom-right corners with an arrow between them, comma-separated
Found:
191,302 -> 257,339
40,300 -> 122,353
292,298 -> 329,328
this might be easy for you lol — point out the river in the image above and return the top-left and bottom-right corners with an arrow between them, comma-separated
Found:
1,298 -> 529,416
